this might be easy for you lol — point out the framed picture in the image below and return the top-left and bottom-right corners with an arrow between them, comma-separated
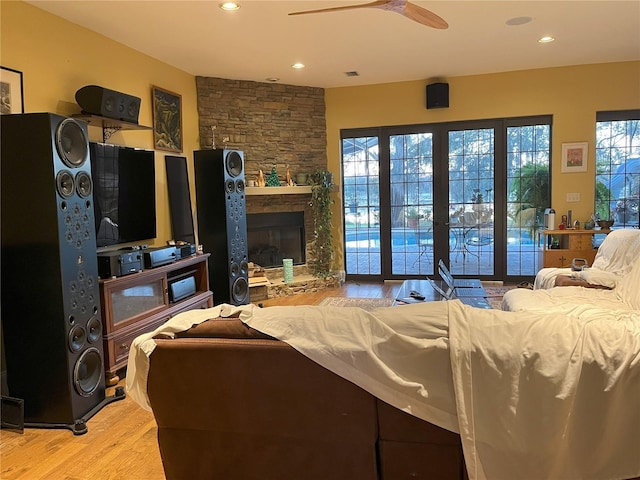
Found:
561,142 -> 588,173
152,85 -> 182,153
1,66 -> 24,114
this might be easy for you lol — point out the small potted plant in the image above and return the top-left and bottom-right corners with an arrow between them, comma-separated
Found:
405,208 -> 422,229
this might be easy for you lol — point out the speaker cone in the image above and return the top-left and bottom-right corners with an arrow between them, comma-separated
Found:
75,171 -> 92,198
127,101 -> 139,120
231,277 -> 249,304
68,325 -> 87,352
104,95 -> 116,115
74,347 -> 102,397
230,262 -> 239,278
225,151 -> 243,177
225,179 -> 235,194
86,317 -> 102,343
56,118 -> 88,168
236,179 -> 245,193
56,170 -> 75,198
240,260 -> 249,275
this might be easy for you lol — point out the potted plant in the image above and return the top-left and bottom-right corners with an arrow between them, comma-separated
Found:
508,164 -> 549,237
405,208 -> 422,229
309,169 -> 334,278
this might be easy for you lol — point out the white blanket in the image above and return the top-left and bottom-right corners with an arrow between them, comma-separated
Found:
127,302 -> 640,480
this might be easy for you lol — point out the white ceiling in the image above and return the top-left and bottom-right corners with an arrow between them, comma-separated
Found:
27,0 -> 640,88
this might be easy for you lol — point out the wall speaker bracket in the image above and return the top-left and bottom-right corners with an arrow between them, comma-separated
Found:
72,114 -> 151,142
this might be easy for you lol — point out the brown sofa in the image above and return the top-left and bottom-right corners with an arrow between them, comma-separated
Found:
146,316 -> 468,480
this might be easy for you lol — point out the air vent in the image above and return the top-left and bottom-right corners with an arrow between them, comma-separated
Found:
344,71 -> 360,77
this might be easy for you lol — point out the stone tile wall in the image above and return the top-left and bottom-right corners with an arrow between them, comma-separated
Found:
195,77 -> 327,185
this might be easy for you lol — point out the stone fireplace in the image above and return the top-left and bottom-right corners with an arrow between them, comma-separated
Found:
245,189 -> 339,299
245,191 -> 314,266
247,211 -> 305,268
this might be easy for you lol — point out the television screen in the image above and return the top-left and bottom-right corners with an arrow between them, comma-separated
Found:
90,142 -> 156,248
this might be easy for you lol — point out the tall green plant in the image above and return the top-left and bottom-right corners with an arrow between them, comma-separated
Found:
309,169 -> 334,278
509,164 -> 550,221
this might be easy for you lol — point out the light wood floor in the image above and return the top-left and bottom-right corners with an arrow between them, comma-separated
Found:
0,281 -> 400,480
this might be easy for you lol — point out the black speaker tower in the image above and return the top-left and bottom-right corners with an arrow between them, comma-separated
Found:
0,113 -> 124,434
194,149 -> 249,306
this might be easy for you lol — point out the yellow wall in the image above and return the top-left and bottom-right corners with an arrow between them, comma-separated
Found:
1,0 -> 199,247
325,62 -> 640,267
3,1 -> 639,273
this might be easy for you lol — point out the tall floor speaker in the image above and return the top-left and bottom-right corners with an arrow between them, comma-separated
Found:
0,113 -> 124,434
165,155 -> 196,245
194,149 -> 249,305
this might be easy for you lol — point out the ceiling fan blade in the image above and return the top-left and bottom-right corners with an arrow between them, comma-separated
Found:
403,1 -> 448,29
289,0 -> 448,30
288,1 -> 389,17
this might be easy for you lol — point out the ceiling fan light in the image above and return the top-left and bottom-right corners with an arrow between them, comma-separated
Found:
506,16 -> 533,26
219,2 -> 240,11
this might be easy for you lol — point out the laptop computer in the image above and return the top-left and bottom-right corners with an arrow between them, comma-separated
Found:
440,270 -> 487,297
438,259 -> 484,289
428,278 -> 492,309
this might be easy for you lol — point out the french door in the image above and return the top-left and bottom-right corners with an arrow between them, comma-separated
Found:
342,117 -> 550,281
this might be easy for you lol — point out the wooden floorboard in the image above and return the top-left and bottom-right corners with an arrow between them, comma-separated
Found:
0,281 -> 401,480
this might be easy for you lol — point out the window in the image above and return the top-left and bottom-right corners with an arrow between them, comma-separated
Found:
595,110 -> 640,228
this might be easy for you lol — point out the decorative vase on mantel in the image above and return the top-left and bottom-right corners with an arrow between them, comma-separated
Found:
296,173 -> 308,185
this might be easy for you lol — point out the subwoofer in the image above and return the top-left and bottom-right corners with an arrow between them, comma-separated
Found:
194,149 -> 249,306
0,113 -> 123,434
75,85 -> 141,124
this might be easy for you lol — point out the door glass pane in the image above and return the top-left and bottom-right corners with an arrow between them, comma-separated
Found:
448,129 -> 494,275
506,124 -> 550,275
343,136 -> 381,275
389,133 -> 434,275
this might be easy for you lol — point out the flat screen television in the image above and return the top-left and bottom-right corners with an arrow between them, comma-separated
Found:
89,142 -> 156,248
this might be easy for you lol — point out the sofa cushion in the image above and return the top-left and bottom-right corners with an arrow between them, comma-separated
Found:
575,268 -> 618,288
591,228 -> 640,273
175,316 -> 275,340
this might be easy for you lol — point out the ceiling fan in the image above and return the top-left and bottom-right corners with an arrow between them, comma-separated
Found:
288,0 -> 448,29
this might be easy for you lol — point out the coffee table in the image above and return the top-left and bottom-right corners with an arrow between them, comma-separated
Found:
393,279 -> 442,305
394,278 -> 491,308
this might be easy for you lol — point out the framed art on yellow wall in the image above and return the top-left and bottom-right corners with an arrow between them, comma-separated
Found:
152,85 -> 182,153
561,142 -> 588,173
1,66 -> 24,114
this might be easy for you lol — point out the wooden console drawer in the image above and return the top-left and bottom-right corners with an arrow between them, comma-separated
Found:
105,316 -> 171,368
99,254 -> 212,385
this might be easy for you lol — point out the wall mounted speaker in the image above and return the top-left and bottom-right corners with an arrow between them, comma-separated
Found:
1,113 -> 123,434
194,149 -> 249,306
75,85 -> 141,124
426,82 -> 449,109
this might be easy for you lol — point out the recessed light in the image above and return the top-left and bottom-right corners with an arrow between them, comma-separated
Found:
266,77 -> 280,82
538,36 -> 555,43
219,2 -> 240,11
506,16 -> 533,26
291,63 -> 305,69
345,71 -> 360,77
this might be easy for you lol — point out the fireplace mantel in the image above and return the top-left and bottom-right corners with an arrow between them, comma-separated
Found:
245,186 -> 311,196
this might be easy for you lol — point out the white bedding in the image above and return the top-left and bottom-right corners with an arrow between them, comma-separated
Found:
127,301 -> 640,480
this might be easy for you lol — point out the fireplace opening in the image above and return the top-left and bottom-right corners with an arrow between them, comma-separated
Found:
247,212 -> 305,268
